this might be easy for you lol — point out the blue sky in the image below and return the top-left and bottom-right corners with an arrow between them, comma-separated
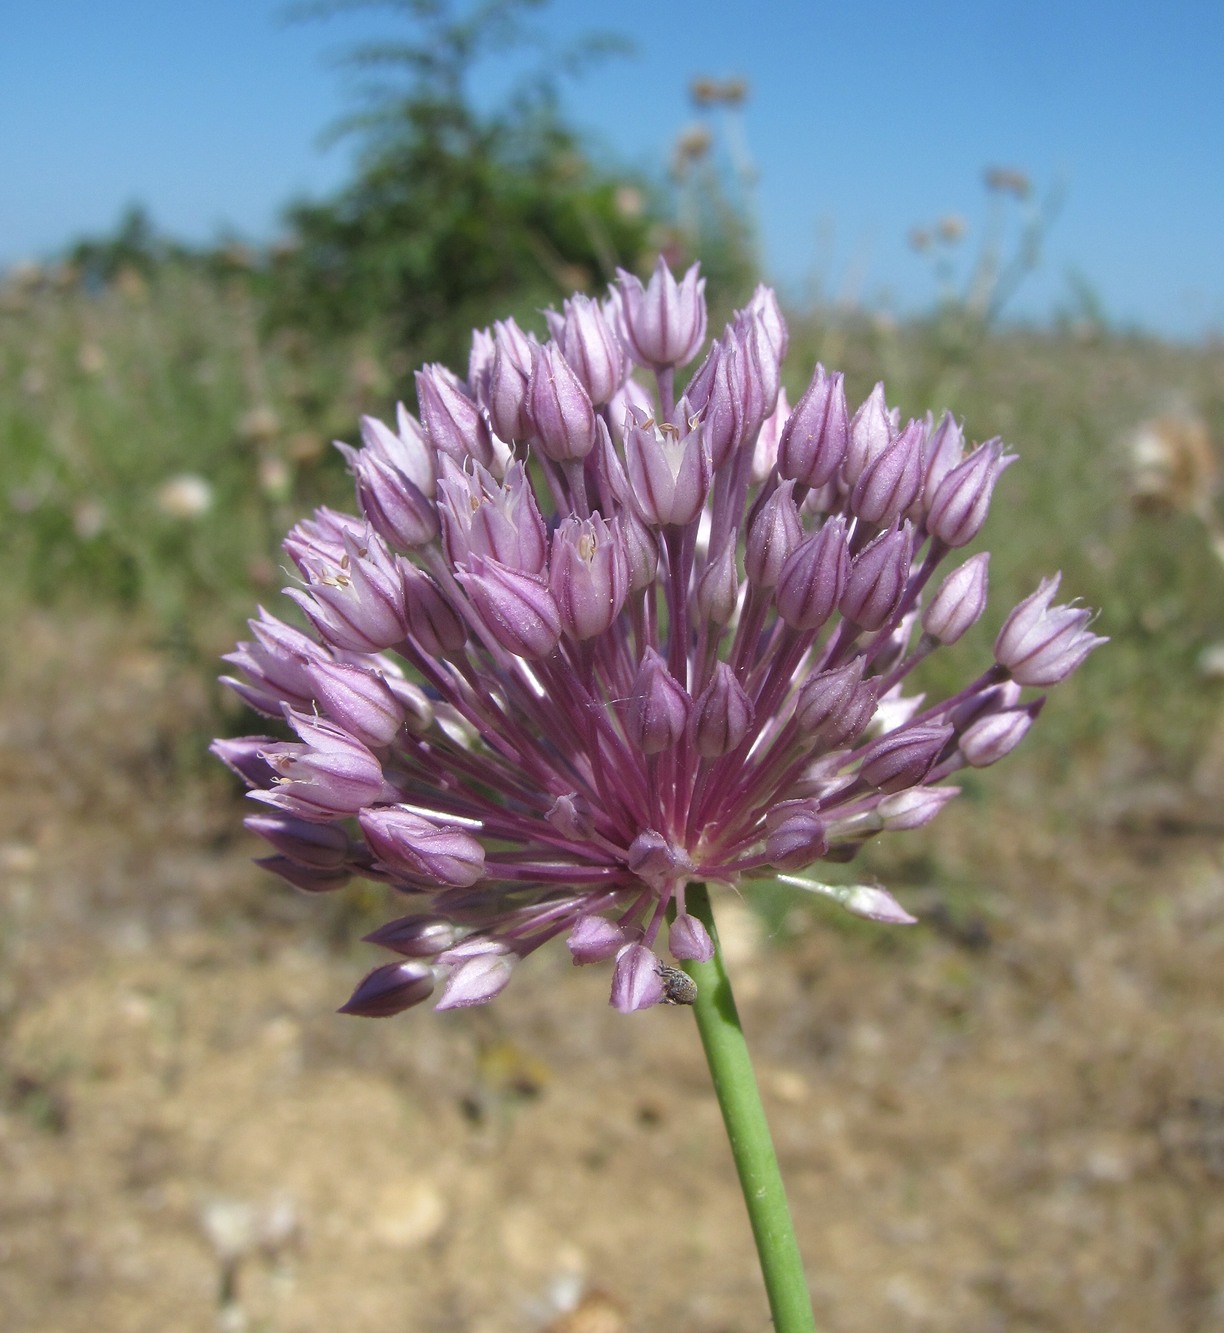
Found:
4,0 -> 1221,339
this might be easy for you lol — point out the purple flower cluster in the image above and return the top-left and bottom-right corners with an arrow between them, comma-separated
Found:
214,259 -> 1105,1016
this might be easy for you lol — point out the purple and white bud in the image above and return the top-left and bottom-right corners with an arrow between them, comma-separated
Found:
926,440 -> 1016,547
527,342 -> 599,461
257,855 -> 353,894
627,829 -> 694,891
338,436 -> 439,550
339,960 -> 437,1016
211,735 -> 280,789
959,705 -> 1039,767
859,723 -> 953,793
549,294 -> 626,406
682,341 -> 737,468
415,363 -> 493,469
841,884 -> 917,925
306,660 -> 406,748
876,785 -> 961,830
359,806 -> 486,887
485,320 -> 537,442
922,552 -> 990,644
435,942 -> 515,1009
610,942 -> 666,1012
775,515 -> 851,631
245,811 -> 352,868
839,523 -> 915,630
669,912 -> 715,962
567,914 -> 628,964
696,540 -> 741,625
850,418 -> 926,526
994,574 -> 1108,686
456,556 -> 562,659
287,529 -> 410,654
616,258 -> 707,370
624,410 -> 712,527
844,382 -> 893,485
690,662 -> 754,758
745,481 -> 803,587
619,504 -> 661,592
257,712 -> 391,819
363,914 -> 463,957
549,513 -> 630,640
777,365 -> 848,489
402,564 -> 467,656
627,650 -> 691,754
765,802 -> 829,869
921,412 -> 966,506
221,608 -> 333,716
793,658 -> 868,738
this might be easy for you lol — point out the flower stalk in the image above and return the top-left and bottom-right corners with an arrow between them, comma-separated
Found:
683,884 -> 818,1333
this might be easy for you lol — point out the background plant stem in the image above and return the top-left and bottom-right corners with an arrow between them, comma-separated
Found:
683,883 -> 819,1333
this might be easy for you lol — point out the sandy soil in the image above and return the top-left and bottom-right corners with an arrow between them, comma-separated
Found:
1,612 -> 1222,1332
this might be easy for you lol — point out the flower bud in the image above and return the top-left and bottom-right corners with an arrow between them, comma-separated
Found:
359,807 -> 486,887
486,327 -> 535,442
778,365 -> 849,488
402,564 -> 467,656
567,914 -> 627,963
338,961 -> 436,1016
745,481 -> 802,587
307,660 -> 405,748
859,723 -> 953,792
548,294 -> 626,406
528,342 -> 599,461
669,913 -> 715,962
927,440 -> 1016,547
456,556 -> 562,659
844,382 -> 893,484
775,516 -> 850,630
994,574 -> 1107,686
850,418 -> 926,525
922,552 -> 990,644
765,801 -> 829,869
616,258 -> 707,370
363,914 -> 463,957
415,363 -> 493,469
435,947 -> 515,1009
839,523 -> 914,630
960,706 -> 1038,767
696,541 -> 741,625
627,651 -> 691,754
245,812 -> 352,869
610,942 -> 665,1012
690,662 -> 754,758
921,412 -> 964,504
876,785 -> 960,830
257,855 -> 353,894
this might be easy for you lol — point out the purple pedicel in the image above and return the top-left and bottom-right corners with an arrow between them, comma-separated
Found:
217,260 -> 1104,1015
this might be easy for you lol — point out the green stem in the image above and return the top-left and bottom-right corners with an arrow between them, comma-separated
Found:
683,883 -> 818,1332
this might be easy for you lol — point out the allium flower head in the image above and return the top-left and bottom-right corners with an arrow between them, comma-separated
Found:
215,261 -> 1105,1017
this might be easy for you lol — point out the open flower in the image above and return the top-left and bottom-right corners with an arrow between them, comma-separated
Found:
215,261 -> 1104,1017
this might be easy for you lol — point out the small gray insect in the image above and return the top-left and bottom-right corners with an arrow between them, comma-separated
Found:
657,963 -> 698,1006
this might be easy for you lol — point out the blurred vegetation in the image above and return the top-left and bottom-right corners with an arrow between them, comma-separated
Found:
266,0 -> 658,365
